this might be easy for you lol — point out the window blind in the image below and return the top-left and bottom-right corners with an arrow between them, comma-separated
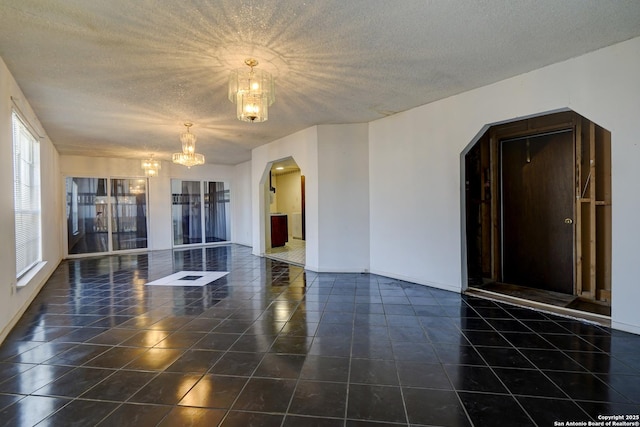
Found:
12,111 -> 42,279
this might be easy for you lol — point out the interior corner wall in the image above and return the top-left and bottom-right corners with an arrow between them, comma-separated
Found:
317,124 -> 370,272
251,126 -> 319,270
368,36 -> 640,334
0,56 -> 63,344
232,160 -> 252,246
59,155 -> 237,251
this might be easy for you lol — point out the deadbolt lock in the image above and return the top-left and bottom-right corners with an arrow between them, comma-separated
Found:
564,218 -> 573,224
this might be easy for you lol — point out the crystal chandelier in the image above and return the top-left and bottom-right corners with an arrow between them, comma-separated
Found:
141,155 -> 161,177
228,58 -> 275,123
172,122 -> 205,168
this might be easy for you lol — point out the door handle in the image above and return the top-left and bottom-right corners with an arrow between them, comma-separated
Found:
564,218 -> 573,224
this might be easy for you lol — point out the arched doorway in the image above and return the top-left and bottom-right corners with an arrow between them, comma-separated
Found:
262,157 -> 306,266
463,110 -> 612,320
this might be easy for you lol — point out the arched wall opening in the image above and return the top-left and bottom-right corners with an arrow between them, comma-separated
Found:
258,156 -> 306,266
461,110 -> 612,321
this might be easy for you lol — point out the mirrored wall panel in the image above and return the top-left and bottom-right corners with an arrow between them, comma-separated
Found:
172,180 -> 203,245
172,179 -> 230,246
204,181 -> 230,243
111,178 -> 148,251
66,177 -> 148,255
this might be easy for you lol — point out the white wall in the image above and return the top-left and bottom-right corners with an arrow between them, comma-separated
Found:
368,36 -> 640,334
317,124 -> 370,272
59,155 -> 238,251
252,126 -> 320,270
0,57 -> 63,343
251,124 -> 371,273
232,160 -> 252,246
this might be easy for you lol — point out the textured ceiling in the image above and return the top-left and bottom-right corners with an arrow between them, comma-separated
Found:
1,1 -> 639,165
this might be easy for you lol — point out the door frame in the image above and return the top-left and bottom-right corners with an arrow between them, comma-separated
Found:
461,110 -> 612,306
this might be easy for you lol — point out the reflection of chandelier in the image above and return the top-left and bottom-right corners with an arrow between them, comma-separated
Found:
141,155 -> 161,177
228,58 -> 275,123
172,123 -> 205,168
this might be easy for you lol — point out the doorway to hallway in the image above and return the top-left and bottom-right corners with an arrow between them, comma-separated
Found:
264,157 -> 306,267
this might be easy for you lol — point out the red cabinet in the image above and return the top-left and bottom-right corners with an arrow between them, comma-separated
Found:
271,215 -> 288,247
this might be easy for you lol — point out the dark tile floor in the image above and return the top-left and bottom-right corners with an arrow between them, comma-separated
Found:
0,245 -> 639,426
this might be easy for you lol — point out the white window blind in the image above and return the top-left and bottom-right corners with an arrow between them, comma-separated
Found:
12,111 -> 42,279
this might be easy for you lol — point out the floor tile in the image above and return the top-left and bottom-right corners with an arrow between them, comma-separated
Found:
475,346 -> 534,368
598,372 -> 640,403
494,367 -> 566,397
501,332 -> 555,349
0,363 -> 36,384
433,343 -> 486,366
253,353 -> 305,379
0,395 -> 70,426
80,369 -> 157,401
283,415 -> 344,426
164,349 -> 223,373
178,374 -> 247,409
209,351 -> 263,376
347,384 -> 406,423
229,334 -> 276,352
396,361 -> 452,389
458,391 -> 535,426
83,346 -> 148,369
544,370 -> 631,403
350,358 -> 399,385
299,355 -> 350,383
0,393 -> 23,411
124,348 -> 184,371
39,399 -> 119,426
520,348 -> 587,372
403,387 -> 470,426
220,410 -> 284,427
0,364 -> 73,394
461,330 -> 511,347
517,396 -> 592,425
157,406 -> 225,426
578,400 -> 640,418
444,365 -> 507,393
231,377 -> 296,412
192,333 -> 241,351
32,366 -> 114,398
8,342 -> 75,364
288,380 -> 347,418
391,342 -> 438,362
0,246 -> 638,427
269,335 -> 313,354
128,372 -> 201,405
96,403 -> 172,427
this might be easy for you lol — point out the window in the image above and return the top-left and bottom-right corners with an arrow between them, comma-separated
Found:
12,111 -> 41,279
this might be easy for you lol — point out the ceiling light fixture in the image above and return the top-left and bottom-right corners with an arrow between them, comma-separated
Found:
172,122 -> 205,168
228,58 -> 275,123
141,155 -> 161,177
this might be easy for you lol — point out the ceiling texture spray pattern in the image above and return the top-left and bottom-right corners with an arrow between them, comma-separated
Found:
1,0 -> 640,164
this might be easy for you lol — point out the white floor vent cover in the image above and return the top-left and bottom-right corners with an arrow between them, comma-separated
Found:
145,271 -> 229,287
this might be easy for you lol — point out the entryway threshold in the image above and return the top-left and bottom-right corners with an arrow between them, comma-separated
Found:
465,287 -> 611,328
263,254 -> 305,268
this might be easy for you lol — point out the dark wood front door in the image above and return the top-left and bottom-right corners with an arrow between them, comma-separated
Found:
500,129 -> 574,294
